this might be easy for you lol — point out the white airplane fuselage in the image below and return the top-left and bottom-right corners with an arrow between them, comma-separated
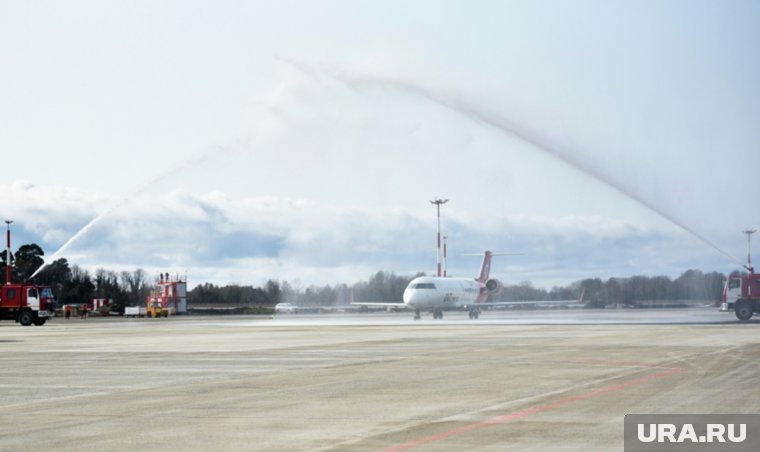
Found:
402,276 -> 486,311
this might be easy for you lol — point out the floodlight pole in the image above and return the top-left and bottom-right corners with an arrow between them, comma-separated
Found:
5,220 -> 12,285
443,235 -> 448,278
743,228 -> 756,271
430,198 -> 448,277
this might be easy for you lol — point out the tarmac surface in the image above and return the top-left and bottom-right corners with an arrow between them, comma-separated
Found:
1,307 -> 759,451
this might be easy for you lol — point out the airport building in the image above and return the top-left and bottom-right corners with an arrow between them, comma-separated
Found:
147,273 -> 188,314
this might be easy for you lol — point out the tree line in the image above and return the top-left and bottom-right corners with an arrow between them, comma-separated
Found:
189,271 -> 418,307
1,243 -> 151,307
1,242 -> 730,309
190,269 -> 728,308
494,269 -> 727,307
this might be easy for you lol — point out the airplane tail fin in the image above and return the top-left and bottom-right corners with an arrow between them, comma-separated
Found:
462,251 -> 522,283
476,251 -> 494,283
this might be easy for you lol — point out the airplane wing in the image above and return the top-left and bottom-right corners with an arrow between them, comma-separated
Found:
349,301 -> 408,309
348,288 -> 408,309
274,304 -> 370,313
477,299 -> 579,306
477,288 -> 586,307
312,304 -> 369,312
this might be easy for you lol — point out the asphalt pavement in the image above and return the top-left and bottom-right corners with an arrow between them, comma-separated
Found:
1,308 -> 758,451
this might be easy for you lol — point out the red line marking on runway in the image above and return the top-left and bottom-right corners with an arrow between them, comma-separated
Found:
383,366 -> 684,452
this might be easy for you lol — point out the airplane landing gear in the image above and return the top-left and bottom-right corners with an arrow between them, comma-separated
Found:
414,310 -> 421,320
468,309 -> 480,319
433,310 -> 443,320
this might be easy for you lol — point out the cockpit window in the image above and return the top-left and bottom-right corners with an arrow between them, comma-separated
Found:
411,283 -> 436,289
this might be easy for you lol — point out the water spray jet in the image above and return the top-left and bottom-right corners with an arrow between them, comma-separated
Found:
284,59 -> 744,268
29,143 -> 241,280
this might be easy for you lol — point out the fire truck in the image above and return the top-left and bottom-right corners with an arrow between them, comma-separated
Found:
0,283 -> 56,325
721,269 -> 760,321
1,223 -> 56,325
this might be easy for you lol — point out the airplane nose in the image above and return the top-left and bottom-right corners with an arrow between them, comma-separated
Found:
403,289 -> 414,306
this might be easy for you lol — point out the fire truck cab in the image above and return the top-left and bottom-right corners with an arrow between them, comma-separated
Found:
722,272 -> 760,321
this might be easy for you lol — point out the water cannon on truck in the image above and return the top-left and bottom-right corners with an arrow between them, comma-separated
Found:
0,221 -> 56,326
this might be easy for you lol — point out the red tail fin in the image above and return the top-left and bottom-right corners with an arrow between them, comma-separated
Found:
476,251 -> 493,283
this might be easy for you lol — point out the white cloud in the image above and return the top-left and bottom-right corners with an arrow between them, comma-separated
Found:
0,181 -> 102,243
1,181 -> 739,289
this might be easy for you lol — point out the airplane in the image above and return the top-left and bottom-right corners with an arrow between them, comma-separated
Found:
351,250 -> 584,320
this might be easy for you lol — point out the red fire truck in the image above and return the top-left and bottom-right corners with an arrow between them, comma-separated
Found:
721,269 -> 760,321
0,283 -> 56,325
1,222 -> 56,326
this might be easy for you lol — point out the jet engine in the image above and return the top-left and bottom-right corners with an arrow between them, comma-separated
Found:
485,278 -> 503,296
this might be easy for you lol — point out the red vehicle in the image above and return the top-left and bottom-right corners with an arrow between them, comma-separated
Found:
1,222 -> 56,326
721,269 -> 760,321
0,283 -> 56,326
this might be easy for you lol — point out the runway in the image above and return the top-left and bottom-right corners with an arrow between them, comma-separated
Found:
1,308 -> 758,451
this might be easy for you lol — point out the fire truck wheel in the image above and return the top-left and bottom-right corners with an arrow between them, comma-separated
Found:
18,311 -> 33,326
735,301 -> 753,321
33,319 -> 46,326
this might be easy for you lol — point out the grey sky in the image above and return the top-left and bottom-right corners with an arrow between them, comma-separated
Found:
1,1 -> 758,288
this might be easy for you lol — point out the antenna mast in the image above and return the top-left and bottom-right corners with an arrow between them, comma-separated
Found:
430,198 -> 448,277
443,235 -> 448,278
5,220 -> 12,285
743,228 -> 756,273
